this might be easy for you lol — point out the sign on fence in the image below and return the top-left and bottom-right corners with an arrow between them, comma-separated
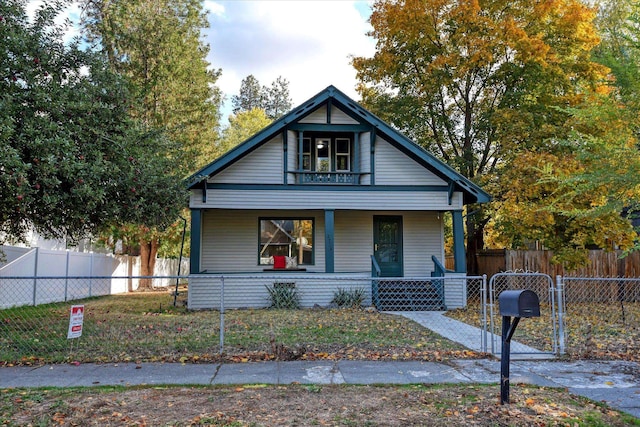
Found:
67,305 -> 84,339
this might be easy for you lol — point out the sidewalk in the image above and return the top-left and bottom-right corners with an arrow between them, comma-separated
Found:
1,359 -> 639,418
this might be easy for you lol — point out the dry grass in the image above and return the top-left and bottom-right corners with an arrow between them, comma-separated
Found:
1,293 -> 480,365
2,384 -> 638,426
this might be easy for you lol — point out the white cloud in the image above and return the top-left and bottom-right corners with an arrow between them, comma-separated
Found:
205,1 -> 375,120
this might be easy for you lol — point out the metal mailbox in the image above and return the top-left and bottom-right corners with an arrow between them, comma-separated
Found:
499,289 -> 540,318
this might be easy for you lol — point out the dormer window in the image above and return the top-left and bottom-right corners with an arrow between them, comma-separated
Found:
292,131 -> 362,184
299,135 -> 352,173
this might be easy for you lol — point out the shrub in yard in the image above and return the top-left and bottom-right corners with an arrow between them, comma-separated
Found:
331,288 -> 366,308
266,282 -> 300,309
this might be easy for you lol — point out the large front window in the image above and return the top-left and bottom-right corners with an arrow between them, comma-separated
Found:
259,218 -> 314,265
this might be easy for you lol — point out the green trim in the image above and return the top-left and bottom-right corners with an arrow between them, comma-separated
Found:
324,210 -> 335,273
298,131 -> 304,185
452,210 -> 466,273
205,183 -> 451,192
189,209 -> 202,274
370,129 -> 376,185
283,131 -> 288,185
287,123 -> 371,132
353,132 -> 360,175
448,181 -> 455,205
327,99 -> 332,124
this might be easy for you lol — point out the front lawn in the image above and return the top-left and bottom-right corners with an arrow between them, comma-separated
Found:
1,293 -> 481,365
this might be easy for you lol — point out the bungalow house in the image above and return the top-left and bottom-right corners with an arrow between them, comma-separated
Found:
187,86 -> 490,310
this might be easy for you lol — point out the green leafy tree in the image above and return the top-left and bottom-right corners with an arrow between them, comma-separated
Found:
82,0 -> 222,167
217,108 -> 271,155
353,0 -> 609,272
82,0 -> 221,285
593,0 -> 640,122
0,0 -> 185,245
232,74 -> 292,120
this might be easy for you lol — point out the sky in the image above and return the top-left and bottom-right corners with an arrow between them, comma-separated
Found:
26,0 -> 376,124
203,1 -> 376,121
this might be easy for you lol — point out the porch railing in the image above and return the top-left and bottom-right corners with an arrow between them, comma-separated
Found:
291,171 -> 366,184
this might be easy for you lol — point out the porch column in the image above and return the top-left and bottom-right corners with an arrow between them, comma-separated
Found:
452,210 -> 466,273
325,209 -> 335,273
190,209 -> 202,274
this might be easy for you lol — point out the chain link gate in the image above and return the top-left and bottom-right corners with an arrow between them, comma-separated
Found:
485,273 -> 559,356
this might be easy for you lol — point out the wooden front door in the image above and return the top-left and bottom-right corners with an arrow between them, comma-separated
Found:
373,216 -> 403,277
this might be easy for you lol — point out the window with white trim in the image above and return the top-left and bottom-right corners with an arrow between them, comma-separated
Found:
298,135 -> 352,173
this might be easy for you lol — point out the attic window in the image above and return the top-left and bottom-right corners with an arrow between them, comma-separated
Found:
300,135 -> 352,173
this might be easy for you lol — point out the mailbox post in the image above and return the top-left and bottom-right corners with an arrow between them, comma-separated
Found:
498,290 -> 540,405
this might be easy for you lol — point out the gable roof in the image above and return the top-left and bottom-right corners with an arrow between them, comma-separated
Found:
187,85 -> 491,204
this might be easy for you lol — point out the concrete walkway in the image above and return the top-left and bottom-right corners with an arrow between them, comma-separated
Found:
1,359 -> 639,418
391,311 -> 554,359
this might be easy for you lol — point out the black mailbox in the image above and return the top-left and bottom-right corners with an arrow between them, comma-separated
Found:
499,290 -> 540,318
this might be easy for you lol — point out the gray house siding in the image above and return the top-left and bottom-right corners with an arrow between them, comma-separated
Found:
201,209 -> 326,273
359,132 -> 371,185
190,190 -> 463,211
375,138 -> 446,186
199,209 -> 443,275
298,105 -> 359,125
210,135 -> 283,184
187,273 -> 372,310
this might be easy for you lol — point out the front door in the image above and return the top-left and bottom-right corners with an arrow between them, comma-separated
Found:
373,216 -> 403,277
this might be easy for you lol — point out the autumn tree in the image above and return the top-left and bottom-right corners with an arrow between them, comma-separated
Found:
82,0 -> 220,287
353,0 -> 609,273
489,95 -> 640,268
489,1 -> 640,267
232,74 -> 292,120
1,0 -> 185,245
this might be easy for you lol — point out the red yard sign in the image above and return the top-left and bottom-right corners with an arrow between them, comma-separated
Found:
67,305 -> 84,339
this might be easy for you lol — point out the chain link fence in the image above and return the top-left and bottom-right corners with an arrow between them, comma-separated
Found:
0,276 -> 186,364
2,274 -> 640,365
1,274 -> 482,364
559,277 -> 640,360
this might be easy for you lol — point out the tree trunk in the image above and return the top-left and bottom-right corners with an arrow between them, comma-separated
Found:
466,208 -> 486,275
138,238 -> 159,290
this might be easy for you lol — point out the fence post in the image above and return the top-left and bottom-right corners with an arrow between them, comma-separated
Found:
488,275 -> 496,354
32,247 -> 39,306
89,252 -> 94,297
64,249 -> 70,301
556,275 -> 566,355
481,274 -> 488,353
219,275 -> 225,355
